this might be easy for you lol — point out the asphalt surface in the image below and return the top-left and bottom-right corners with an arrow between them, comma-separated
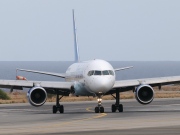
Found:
0,98 -> 180,135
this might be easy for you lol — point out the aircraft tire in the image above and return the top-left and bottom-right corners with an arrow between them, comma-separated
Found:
118,104 -> 123,112
59,105 -> 64,113
111,104 -> 116,112
100,107 -> 104,113
53,105 -> 57,114
95,107 -> 99,113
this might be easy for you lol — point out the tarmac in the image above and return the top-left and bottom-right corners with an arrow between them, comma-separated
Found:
0,98 -> 180,135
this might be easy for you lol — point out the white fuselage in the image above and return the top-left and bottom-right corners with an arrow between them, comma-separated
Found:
65,59 -> 115,96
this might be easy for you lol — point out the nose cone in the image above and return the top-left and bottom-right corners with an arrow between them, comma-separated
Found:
88,77 -> 115,94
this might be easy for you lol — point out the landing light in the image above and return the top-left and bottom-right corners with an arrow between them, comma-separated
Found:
97,99 -> 102,102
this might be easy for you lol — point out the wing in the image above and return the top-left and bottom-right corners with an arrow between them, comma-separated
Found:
17,69 -> 66,78
113,76 -> 180,92
0,80 -> 73,91
114,66 -> 133,71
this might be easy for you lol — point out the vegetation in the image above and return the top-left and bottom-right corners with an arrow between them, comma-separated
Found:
0,85 -> 180,104
0,89 -> 11,100
47,93 -> 55,99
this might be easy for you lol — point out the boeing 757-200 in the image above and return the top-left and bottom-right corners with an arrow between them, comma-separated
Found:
0,10 -> 180,113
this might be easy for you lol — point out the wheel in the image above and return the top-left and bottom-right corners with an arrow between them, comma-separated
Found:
99,107 -> 104,113
59,105 -> 64,113
95,107 -> 99,113
53,105 -> 57,114
118,104 -> 123,112
111,104 -> 116,112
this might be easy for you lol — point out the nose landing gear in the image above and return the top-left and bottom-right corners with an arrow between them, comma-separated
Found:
95,96 -> 104,113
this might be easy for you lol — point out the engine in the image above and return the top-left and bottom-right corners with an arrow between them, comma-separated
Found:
27,87 -> 47,107
135,84 -> 154,105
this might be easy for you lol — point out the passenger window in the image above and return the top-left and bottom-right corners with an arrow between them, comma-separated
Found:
94,71 -> 102,75
88,71 -> 94,76
109,70 -> 114,76
102,70 -> 109,75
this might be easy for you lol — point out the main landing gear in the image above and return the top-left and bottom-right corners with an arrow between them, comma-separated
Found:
53,91 -> 64,114
111,89 -> 123,112
95,96 -> 104,113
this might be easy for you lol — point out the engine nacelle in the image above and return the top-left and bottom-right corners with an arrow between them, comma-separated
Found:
135,84 -> 154,105
27,87 -> 47,107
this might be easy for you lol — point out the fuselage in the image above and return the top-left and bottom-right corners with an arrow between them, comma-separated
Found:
65,59 -> 115,96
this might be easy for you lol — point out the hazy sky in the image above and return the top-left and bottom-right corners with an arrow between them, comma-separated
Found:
0,0 -> 179,61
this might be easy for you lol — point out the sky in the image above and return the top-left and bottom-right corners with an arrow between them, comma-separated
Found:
0,0 -> 180,61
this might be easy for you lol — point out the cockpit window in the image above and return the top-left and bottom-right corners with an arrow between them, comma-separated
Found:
88,70 -> 114,76
88,71 -> 94,76
109,70 -> 114,76
94,71 -> 102,75
102,70 -> 109,75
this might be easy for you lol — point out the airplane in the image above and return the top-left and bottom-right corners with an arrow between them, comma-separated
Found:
0,10 -> 180,114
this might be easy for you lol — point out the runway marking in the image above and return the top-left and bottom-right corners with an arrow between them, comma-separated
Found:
86,107 -> 94,112
2,101 -> 180,134
52,107 -> 107,127
0,107 -> 108,133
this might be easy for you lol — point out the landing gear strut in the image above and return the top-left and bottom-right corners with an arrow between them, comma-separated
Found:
53,91 -> 64,114
111,89 -> 123,112
95,96 -> 104,113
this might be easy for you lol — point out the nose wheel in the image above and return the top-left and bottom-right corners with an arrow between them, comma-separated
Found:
95,97 -> 104,113
95,106 -> 104,113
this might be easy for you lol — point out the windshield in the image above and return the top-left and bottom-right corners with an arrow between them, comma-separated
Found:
109,70 -> 114,76
94,71 -> 102,75
102,70 -> 109,75
88,71 -> 94,76
88,70 -> 114,76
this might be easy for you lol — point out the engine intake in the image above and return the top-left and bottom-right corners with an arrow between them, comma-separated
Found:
27,87 -> 47,107
135,84 -> 154,105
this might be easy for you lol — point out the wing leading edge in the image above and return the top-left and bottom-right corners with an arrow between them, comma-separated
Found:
114,66 -> 133,71
113,76 -> 180,91
0,80 -> 73,90
17,69 -> 66,78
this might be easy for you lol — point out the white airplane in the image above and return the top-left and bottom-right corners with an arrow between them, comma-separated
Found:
1,10 -> 180,113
